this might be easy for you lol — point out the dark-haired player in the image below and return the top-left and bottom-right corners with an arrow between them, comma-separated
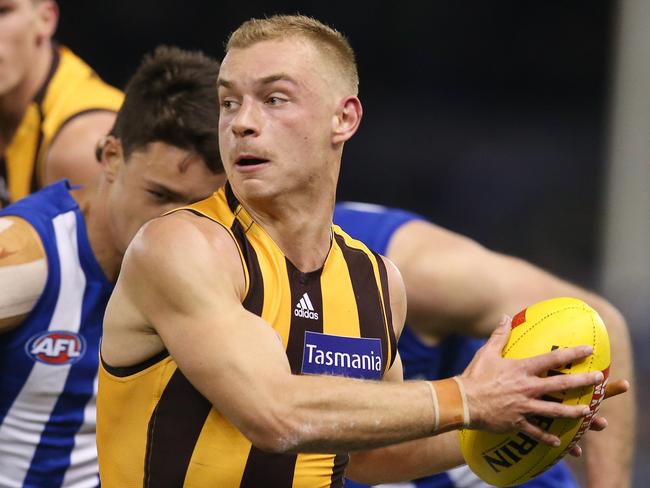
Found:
0,46 -> 224,487
0,0 -> 122,208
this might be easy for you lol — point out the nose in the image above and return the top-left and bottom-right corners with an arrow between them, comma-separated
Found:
231,99 -> 261,138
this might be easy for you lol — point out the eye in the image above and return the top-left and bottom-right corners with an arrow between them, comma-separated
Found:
220,98 -> 240,111
266,96 -> 287,106
147,189 -> 170,202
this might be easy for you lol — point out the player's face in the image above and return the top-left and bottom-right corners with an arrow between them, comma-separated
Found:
217,37 -> 340,201
106,141 -> 225,254
0,0 -> 55,97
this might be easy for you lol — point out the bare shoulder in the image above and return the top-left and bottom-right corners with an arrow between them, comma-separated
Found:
44,111 -> 116,187
0,216 -> 45,256
0,216 -> 47,332
127,210 -> 244,276
103,210 -> 246,365
119,210 -> 247,318
379,254 -> 405,290
379,255 -> 407,339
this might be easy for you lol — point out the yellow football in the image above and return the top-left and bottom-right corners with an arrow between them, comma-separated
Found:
458,297 -> 610,487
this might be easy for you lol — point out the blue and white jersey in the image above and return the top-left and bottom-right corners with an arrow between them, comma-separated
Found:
334,202 -> 578,488
0,180 -> 112,487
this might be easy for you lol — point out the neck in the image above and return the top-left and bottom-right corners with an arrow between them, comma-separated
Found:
72,178 -> 123,282
237,180 -> 337,273
0,43 -> 54,145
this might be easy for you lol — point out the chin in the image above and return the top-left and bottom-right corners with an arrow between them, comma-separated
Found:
232,175 -> 269,193
243,185 -> 288,208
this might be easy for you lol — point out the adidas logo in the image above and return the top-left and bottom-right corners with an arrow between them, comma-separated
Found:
294,293 -> 319,320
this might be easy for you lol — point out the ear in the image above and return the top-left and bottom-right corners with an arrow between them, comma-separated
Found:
332,96 -> 363,145
34,1 -> 59,44
99,136 -> 124,183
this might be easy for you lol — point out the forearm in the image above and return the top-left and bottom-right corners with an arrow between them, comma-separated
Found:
274,376 -> 439,453
347,431 -> 462,484
260,337 -> 597,456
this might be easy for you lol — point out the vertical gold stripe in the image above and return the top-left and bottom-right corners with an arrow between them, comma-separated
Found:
184,411 -> 253,486
292,453 -> 337,488
243,223 -> 293,349
372,255 -> 394,375
366,252 -> 392,374
320,243 -> 361,338
335,229 -> 393,373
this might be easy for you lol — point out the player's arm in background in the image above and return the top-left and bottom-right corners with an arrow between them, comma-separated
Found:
387,219 -> 635,488
348,260 -> 609,485
43,111 -> 116,187
101,210 -> 599,460
0,217 -> 47,332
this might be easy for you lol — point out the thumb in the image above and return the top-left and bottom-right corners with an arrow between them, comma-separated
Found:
604,379 -> 630,400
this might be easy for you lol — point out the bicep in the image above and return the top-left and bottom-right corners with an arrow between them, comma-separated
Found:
120,215 -> 293,430
388,220 -> 583,338
155,292 -> 293,426
0,217 -> 47,332
387,221 -> 498,337
43,111 -> 116,187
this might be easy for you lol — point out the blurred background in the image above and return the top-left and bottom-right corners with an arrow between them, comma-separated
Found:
56,0 -> 648,484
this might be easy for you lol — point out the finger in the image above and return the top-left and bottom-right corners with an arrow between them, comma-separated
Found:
526,398 -> 591,420
484,315 -> 512,355
522,345 -> 593,374
589,416 -> 608,431
536,371 -> 604,396
517,419 -> 561,447
568,444 -> 583,457
604,379 -> 630,399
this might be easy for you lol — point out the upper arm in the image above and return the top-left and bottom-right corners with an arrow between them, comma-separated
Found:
0,217 -> 47,332
102,212 -> 294,438
387,220 -> 597,338
43,111 -> 116,187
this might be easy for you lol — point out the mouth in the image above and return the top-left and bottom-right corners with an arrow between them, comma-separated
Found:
236,157 -> 269,166
234,155 -> 271,172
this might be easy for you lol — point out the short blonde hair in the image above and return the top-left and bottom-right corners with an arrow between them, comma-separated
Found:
226,15 -> 359,95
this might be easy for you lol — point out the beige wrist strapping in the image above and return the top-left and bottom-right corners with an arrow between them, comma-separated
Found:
425,376 -> 470,433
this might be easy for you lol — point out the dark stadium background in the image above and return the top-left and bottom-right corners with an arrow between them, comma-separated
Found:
55,0 -> 646,484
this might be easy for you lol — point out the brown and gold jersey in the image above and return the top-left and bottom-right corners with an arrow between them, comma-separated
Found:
97,183 -> 397,488
0,45 -> 123,207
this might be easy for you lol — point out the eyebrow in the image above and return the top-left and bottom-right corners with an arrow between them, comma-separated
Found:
259,74 -> 298,86
217,78 -> 232,89
217,73 -> 298,89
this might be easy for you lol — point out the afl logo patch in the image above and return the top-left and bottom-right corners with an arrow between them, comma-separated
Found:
25,331 -> 86,365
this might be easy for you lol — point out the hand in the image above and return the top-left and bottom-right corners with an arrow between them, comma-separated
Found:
460,316 -> 604,447
566,378 -> 630,457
